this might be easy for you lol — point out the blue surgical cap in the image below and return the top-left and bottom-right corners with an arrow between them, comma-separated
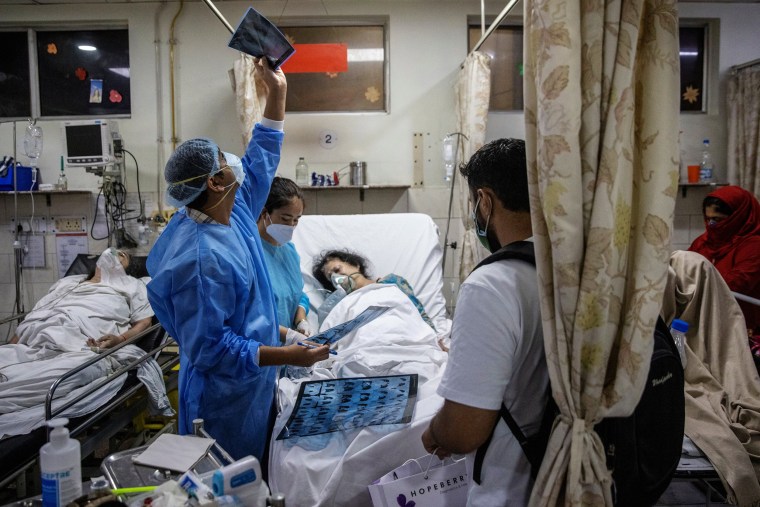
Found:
165,138 -> 223,208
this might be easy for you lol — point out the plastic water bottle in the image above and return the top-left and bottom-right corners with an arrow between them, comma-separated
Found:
699,139 -> 714,183
670,319 -> 689,369
295,157 -> 309,186
40,418 -> 82,507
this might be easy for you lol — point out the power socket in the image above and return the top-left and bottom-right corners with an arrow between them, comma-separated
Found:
10,216 -> 47,234
51,216 -> 86,233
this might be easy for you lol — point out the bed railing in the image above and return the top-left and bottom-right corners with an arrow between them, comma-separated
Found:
0,313 -> 26,326
44,322 -> 178,421
733,291 -> 760,307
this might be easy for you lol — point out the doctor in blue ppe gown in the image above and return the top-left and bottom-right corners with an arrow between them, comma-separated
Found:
146,59 -> 329,462
257,177 -> 312,343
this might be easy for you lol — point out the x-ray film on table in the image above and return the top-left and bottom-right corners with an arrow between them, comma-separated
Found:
276,374 -> 418,440
227,7 -> 295,69
308,305 -> 391,346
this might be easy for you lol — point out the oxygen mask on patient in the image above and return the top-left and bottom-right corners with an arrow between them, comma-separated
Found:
331,272 -> 358,294
96,248 -> 130,288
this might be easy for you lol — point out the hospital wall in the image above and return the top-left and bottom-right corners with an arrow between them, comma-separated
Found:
0,1 -> 758,329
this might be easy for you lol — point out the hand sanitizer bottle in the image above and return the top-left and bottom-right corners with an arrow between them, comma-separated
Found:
41,418 -> 82,507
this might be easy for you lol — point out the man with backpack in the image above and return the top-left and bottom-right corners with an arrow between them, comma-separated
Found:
421,138 -> 549,506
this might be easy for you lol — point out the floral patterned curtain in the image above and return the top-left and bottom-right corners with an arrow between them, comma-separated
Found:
455,51 -> 491,279
727,66 -> 760,198
233,54 -> 266,149
523,0 -> 681,504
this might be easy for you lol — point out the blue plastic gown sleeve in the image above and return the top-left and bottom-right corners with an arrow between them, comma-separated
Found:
237,124 -> 283,217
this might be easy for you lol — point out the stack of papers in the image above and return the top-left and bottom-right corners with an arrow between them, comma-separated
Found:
132,433 -> 215,472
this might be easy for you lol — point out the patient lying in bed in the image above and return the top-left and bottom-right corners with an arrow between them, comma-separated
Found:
268,251 -> 449,506
0,248 -> 170,438
312,249 -> 437,331
9,248 -> 153,349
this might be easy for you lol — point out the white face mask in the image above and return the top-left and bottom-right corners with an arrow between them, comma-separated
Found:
266,222 -> 295,245
223,152 -> 245,186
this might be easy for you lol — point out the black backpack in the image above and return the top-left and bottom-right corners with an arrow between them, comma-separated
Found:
471,241 -> 685,507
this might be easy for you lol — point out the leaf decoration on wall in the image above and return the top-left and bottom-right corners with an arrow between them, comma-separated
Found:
682,85 -> 700,104
365,86 -> 380,103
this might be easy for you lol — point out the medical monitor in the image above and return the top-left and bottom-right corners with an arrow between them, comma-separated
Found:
63,120 -> 114,167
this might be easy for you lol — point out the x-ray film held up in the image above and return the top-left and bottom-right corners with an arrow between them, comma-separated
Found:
228,7 -> 295,69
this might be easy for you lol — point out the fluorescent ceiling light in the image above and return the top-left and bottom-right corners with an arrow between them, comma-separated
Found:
347,48 -> 384,63
109,67 -> 130,78
78,45 -> 97,51
679,51 -> 699,56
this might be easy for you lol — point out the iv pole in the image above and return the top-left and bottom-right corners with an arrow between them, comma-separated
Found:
12,122 -> 25,315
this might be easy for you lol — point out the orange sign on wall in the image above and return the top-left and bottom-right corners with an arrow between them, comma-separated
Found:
280,44 -> 348,74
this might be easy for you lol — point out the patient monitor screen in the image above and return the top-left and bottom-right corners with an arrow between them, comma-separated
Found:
66,125 -> 104,157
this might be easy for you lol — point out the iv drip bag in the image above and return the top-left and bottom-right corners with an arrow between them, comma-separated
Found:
24,122 -> 43,168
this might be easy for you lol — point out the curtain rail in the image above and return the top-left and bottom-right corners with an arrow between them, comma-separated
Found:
471,0 -> 520,53
731,58 -> 760,74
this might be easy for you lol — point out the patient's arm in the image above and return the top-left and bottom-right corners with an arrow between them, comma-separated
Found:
86,316 -> 153,349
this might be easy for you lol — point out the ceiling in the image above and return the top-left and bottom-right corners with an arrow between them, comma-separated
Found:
0,0 -> 758,5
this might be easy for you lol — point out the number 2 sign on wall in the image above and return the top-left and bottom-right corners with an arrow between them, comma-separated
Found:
320,129 -> 338,150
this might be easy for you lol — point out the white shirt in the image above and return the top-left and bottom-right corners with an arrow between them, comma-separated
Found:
437,246 -> 548,506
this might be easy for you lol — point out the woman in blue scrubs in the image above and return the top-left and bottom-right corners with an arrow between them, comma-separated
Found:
257,177 -> 312,341
146,59 -> 329,462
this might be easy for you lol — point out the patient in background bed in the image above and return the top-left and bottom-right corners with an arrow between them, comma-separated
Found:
0,248 -> 170,439
313,249 -> 436,331
9,248 -> 153,350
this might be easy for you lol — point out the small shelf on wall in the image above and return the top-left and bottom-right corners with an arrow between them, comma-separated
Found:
0,190 -> 91,194
677,182 -> 727,198
300,185 -> 410,201
0,190 -> 91,205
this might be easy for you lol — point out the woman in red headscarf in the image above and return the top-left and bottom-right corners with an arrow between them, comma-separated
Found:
689,185 -> 760,342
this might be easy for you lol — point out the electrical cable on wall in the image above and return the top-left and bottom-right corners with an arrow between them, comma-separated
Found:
90,148 -> 143,248
123,148 -> 144,221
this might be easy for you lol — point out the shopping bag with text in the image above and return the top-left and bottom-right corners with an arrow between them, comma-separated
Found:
368,454 -> 468,507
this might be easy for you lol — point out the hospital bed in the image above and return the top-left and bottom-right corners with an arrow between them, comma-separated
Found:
268,213 -> 452,506
0,254 -> 179,497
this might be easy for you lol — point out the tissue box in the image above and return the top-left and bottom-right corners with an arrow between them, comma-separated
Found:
0,164 -> 39,191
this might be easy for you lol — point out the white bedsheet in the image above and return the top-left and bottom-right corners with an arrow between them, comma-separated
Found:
269,283 -> 447,506
0,275 -> 171,438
